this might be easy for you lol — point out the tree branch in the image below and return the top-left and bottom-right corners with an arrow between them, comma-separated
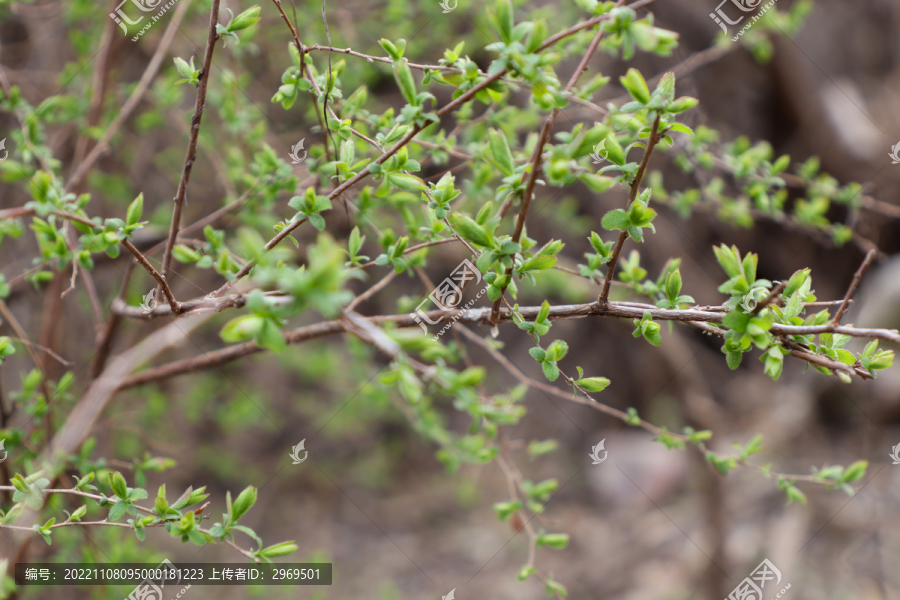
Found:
597,114 -> 661,305
832,248 -> 876,324
160,0 -> 221,286
118,300 -> 899,387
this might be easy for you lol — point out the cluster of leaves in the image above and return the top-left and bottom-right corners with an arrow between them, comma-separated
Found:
656,127 -> 861,246
712,244 -> 894,380
4,470 -> 296,561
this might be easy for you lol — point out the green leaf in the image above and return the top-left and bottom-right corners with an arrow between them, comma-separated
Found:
713,244 -> 742,278
666,96 -> 698,113
535,532 -> 569,549
529,347 -> 547,362
258,541 -> 299,558
230,486 -> 257,523
620,68 -> 650,104
257,319 -> 287,353
527,439 -> 559,458
576,377 -> 610,392
227,6 -> 261,32
220,315 -> 265,343
388,173 -> 426,191
108,471 -> 128,500
393,59 -> 418,106
491,0 -> 515,44
841,460 -> 867,484
665,268 -> 682,302
601,209 -> 629,231
488,129 -> 515,176
108,501 -> 127,522
492,500 -> 522,521
519,255 -> 557,272
126,193 -> 143,228
173,57 -> 194,79
379,39 -> 401,60
172,244 -> 202,263
541,361 -> 560,381
452,215 -> 492,247
545,339 -> 568,362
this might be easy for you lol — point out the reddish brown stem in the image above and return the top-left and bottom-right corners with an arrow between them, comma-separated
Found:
597,115 -> 661,305
160,0 -> 221,284
832,249 -> 876,324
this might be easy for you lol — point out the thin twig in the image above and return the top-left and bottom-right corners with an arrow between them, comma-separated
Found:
121,239 -> 180,312
597,114 -> 661,305
749,281 -> 785,316
160,0 -> 221,284
489,19 -> 615,325
832,249 -> 876,324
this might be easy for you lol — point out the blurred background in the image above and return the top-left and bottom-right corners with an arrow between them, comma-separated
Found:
1,0 -> 900,598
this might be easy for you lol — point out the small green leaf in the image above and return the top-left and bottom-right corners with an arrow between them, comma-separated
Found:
257,541 -> 299,558
620,68 -> 651,104
576,377 -> 610,392
126,193 -> 143,227
230,486 -> 257,523
535,532 -> 569,549
108,471 -> 128,500
227,6 -> 261,32
488,129 -> 515,176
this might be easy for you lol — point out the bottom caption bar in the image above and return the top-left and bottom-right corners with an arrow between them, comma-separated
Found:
15,561 -> 332,586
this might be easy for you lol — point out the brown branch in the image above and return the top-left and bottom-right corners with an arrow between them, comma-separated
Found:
160,0 -> 221,284
90,260 -> 133,378
358,238 -> 457,269
832,249 -> 876,324
121,239 -> 180,313
782,341 -> 869,380
346,270 -> 397,311
2,207 -> 182,316
109,291 -> 250,320
118,300 -> 899,387
597,114 -> 661,306
488,19 -> 615,324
